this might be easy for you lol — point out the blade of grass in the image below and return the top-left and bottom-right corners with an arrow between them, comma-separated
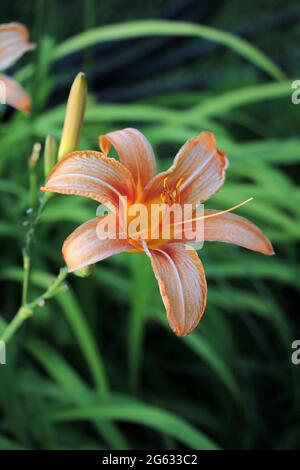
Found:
26,337 -> 129,449
153,306 -> 241,402
46,401 -> 220,450
16,20 -> 285,84
0,267 -> 129,449
127,253 -> 154,392
53,20 -> 285,80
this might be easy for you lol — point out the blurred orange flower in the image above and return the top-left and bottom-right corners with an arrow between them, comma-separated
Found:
42,129 -> 274,336
0,22 -> 35,114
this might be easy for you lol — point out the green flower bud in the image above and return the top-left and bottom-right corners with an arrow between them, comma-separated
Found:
44,134 -> 58,178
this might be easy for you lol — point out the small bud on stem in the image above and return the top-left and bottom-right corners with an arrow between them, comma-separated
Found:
74,264 -> 95,278
44,134 -> 58,178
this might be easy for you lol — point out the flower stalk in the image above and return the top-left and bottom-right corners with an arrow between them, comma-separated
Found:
22,250 -> 31,306
0,75 -> 88,343
1,268 -> 68,343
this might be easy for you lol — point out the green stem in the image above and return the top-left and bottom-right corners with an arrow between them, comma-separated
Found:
0,309 -> 31,343
21,194 -> 47,305
1,159 -> 65,344
1,268 -> 68,343
22,250 -> 30,306
21,143 -> 44,306
29,163 -> 37,209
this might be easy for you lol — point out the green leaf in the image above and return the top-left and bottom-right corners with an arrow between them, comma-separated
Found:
46,401 -> 220,450
26,338 -> 129,450
54,21 -> 285,80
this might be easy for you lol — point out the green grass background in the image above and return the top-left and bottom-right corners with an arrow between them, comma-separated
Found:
0,0 -> 300,449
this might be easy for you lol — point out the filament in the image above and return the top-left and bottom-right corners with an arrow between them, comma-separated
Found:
176,197 -> 254,228
108,197 -> 254,240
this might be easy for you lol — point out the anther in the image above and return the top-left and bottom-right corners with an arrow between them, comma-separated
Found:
175,177 -> 184,190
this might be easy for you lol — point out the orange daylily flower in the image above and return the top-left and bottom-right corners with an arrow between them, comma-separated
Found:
41,129 -> 274,336
0,22 -> 35,114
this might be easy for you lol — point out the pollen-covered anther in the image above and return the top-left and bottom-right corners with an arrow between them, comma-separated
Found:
160,176 -> 184,205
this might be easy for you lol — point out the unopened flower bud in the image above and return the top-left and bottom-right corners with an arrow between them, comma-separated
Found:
57,72 -> 87,160
74,264 -> 95,278
44,134 -> 58,177
29,142 -> 41,168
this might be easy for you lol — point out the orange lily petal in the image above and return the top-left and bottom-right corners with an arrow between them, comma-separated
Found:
203,210 -> 274,255
41,151 -> 136,212
147,243 -> 207,336
0,22 -> 35,70
99,128 -> 156,190
0,73 -> 31,114
63,215 -> 131,272
143,131 -> 228,205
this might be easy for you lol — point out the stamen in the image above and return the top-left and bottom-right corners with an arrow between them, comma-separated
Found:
202,197 -> 253,221
117,197 -> 254,240
161,176 -> 185,206
172,197 -> 254,228
175,177 -> 184,190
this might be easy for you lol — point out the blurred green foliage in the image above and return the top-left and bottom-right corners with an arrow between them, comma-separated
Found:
0,0 -> 300,450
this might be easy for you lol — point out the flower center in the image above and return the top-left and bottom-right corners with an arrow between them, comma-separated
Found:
126,176 -> 185,252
